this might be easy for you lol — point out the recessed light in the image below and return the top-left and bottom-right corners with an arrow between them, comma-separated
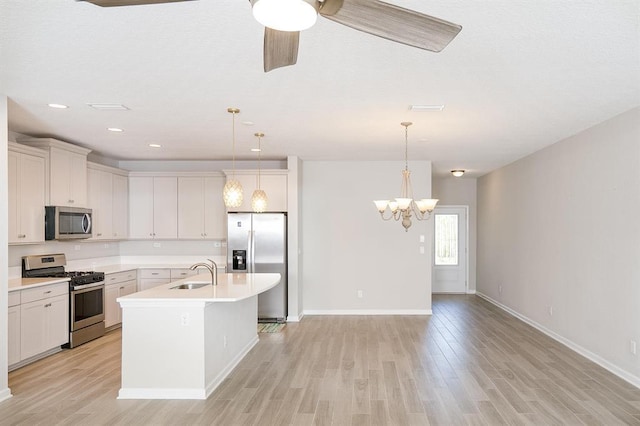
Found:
251,148 -> 262,152
149,144 -> 161,148
451,169 -> 465,177
48,103 -> 68,109
409,105 -> 445,112
107,127 -> 123,132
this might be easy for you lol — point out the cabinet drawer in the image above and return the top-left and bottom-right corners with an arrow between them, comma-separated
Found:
9,291 -> 21,307
21,283 -> 68,304
170,268 -> 198,280
139,269 -> 170,279
105,270 -> 138,285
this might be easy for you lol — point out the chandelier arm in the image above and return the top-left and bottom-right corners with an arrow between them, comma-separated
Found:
379,210 -> 395,221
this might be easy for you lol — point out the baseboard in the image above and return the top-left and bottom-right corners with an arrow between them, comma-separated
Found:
303,309 -> 432,316
476,292 -> 640,390
286,313 -> 304,322
118,387 -> 206,400
0,388 -> 12,403
466,289 -> 476,295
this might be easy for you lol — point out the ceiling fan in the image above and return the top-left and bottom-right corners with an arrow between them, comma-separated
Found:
81,0 -> 462,72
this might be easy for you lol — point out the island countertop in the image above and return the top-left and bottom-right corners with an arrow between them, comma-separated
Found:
117,272 -> 281,305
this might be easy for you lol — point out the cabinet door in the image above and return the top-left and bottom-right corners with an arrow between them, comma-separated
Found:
178,177 -> 205,239
8,305 -> 21,365
139,278 -> 170,291
8,151 -> 19,243
45,295 -> 69,348
20,154 -> 46,242
49,147 -> 72,206
20,300 -> 46,359
153,177 -> 178,238
129,177 -> 155,239
70,152 -> 88,207
87,169 -> 104,239
204,176 -> 226,239
104,284 -> 120,328
261,174 -> 288,212
112,174 -> 129,239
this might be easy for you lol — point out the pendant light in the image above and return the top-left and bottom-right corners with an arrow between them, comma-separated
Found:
251,132 -> 268,212
223,108 -> 243,208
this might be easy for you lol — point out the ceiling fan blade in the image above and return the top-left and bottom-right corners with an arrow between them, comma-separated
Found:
80,0 -> 194,7
319,0 -> 462,52
264,28 -> 300,72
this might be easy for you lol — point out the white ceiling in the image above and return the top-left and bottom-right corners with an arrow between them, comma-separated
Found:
1,0 -> 639,177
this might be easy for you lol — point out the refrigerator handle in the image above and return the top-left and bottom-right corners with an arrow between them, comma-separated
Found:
247,230 -> 255,273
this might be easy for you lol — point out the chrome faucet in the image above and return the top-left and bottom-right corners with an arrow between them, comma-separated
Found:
189,259 -> 218,286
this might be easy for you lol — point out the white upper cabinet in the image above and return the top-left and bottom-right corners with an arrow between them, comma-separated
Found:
20,138 -> 91,207
223,170 -> 288,212
8,142 -> 47,244
87,162 -> 129,240
177,175 -> 225,239
129,175 -> 178,239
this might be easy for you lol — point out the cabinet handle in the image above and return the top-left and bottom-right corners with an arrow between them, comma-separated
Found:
44,291 -> 52,294
119,287 -> 125,290
44,303 -> 51,308
97,233 -> 102,237
69,199 -> 74,204
110,277 -> 117,281
18,234 -> 26,238
151,273 -> 159,275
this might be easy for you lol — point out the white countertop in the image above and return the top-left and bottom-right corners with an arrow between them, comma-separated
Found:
8,277 -> 70,292
117,272 -> 281,305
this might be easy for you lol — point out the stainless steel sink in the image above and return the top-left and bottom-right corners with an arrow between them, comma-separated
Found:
170,282 -> 209,290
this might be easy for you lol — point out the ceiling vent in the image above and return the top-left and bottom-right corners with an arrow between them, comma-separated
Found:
87,103 -> 130,111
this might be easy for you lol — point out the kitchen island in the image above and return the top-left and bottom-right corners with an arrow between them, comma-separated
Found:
117,272 -> 281,400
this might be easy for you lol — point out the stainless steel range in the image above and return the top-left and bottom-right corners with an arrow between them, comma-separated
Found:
22,253 -> 106,348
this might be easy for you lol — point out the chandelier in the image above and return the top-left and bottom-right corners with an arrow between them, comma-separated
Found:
374,122 -> 438,231
223,107 -> 243,208
251,132 -> 268,212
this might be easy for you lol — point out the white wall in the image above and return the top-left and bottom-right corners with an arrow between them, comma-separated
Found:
1,95 -> 10,401
302,161 -> 434,314
477,107 -> 640,386
432,177 -> 477,292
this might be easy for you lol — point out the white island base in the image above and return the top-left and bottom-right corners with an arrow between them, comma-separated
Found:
117,273 -> 281,400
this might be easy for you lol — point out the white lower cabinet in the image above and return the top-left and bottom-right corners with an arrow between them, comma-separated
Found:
19,285 -> 69,361
8,292 -> 21,366
138,269 -> 171,291
105,270 -> 138,328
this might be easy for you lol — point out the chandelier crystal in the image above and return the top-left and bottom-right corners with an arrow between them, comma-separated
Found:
251,132 -> 268,213
374,122 -> 438,231
223,107 -> 243,208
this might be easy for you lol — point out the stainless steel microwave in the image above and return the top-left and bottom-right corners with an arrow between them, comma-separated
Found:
45,206 -> 93,240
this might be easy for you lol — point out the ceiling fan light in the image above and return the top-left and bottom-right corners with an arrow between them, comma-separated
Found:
251,0 -> 318,32
451,169 -> 465,177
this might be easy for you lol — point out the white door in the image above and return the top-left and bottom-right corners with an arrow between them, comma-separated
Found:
433,206 -> 468,293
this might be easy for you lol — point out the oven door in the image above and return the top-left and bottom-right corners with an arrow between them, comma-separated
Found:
71,283 -> 105,331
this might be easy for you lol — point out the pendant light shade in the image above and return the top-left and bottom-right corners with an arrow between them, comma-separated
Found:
251,132 -> 268,213
223,108 -> 243,209
224,179 -> 243,208
251,189 -> 268,212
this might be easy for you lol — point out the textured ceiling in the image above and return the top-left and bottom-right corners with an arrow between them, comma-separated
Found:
1,0 -> 639,177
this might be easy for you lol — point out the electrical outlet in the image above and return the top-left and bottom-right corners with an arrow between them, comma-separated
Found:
74,245 -> 80,251
419,234 -> 425,243
153,242 -> 161,248
498,285 -> 502,294
419,246 -> 425,254
180,313 -> 190,326
548,306 -> 553,316
357,290 -> 363,299
224,336 -> 228,348
631,340 -> 637,355
214,241 -> 221,248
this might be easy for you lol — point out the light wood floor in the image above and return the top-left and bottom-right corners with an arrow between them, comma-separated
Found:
1,295 -> 639,425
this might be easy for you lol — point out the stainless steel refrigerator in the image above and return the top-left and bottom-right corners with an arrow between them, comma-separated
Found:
227,213 -> 287,322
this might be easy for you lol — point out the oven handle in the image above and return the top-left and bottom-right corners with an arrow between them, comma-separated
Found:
72,281 -> 105,292
82,213 -> 92,234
